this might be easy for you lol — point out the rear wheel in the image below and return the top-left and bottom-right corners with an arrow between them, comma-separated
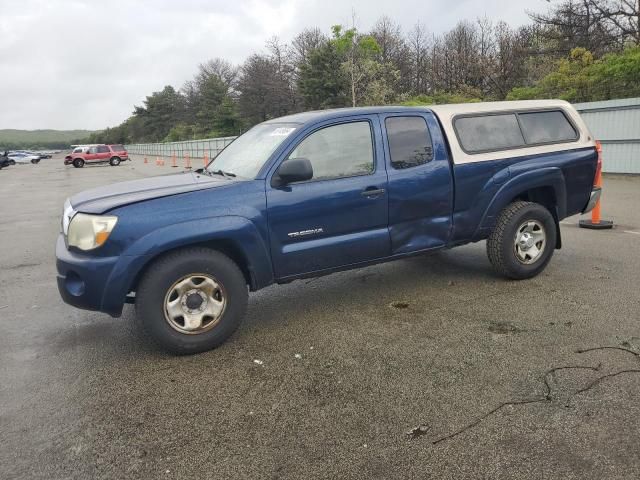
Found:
73,158 -> 84,168
9,160 -> 15,165
487,201 -> 556,279
136,248 -> 248,354
109,156 -> 121,166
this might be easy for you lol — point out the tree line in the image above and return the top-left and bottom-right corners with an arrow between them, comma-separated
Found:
86,0 -> 640,145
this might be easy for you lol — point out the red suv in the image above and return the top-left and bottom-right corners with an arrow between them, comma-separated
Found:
64,144 -> 129,168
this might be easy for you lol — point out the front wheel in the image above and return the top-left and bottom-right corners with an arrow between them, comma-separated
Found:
73,158 -> 84,168
487,201 -> 556,280
136,248 -> 248,354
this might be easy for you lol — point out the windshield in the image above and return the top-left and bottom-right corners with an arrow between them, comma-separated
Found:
206,123 -> 298,179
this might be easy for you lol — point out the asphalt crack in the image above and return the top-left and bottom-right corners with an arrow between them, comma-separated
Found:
427,345 -> 640,445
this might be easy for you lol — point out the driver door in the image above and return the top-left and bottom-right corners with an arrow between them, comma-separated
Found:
85,146 -> 98,163
266,116 -> 390,279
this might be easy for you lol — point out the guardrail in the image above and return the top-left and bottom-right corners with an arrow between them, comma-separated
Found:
126,137 -> 236,159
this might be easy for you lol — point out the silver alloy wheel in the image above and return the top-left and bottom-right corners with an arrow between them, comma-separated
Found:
163,274 -> 226,334
513,220 -> 546,264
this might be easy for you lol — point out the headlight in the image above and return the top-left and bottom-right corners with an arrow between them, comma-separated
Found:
67,213 -> 118,250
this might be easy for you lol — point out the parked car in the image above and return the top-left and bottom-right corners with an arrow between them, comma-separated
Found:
64,144 -> 129,168
8,152 -> 40,164
0,151 -> 10,169
56,100 -> 601,354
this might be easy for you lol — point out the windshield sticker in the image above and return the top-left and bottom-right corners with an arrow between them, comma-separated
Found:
269,127 -> 296,137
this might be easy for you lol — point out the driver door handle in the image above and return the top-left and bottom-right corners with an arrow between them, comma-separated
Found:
361,187 -> 386,197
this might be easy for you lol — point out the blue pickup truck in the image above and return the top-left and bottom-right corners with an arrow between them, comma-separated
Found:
56,100 -> 601,354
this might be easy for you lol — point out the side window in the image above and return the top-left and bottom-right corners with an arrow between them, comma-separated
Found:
455,114 -> 525,153
88,146 -> 97,154
287,121 -> 374,181
97,145 -> 109,153
518,110 -> 577,144
385,116 -> 432,169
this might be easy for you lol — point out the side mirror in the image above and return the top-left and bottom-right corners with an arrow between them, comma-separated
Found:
272,158 -> 313,187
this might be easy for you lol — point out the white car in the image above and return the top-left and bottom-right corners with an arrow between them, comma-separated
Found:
8,152 -> 40,165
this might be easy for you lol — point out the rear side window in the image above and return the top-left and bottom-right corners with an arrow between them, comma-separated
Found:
111,144 -> 124,151
97,145 -> 109,153
454,109 -> 579,154
455,114 -> 525,153
385,116 -> 433,169
518,111 -> 577,144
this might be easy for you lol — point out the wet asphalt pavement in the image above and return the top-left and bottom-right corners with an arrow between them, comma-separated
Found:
1,155 -> 639,479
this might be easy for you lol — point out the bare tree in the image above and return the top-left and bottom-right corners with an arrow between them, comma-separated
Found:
196,58 -> 238,90
588,0 -> 640,44
291,27 -> 327,67
407,23 -> 431,94
370,16 -> 412,94
528,0 -> 622,55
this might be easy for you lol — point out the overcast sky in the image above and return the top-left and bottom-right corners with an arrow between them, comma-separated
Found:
0,0 -> 550,130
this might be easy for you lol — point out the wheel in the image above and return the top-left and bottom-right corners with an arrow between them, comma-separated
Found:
73,158 -> 84,168
9,160 -> 15,165
109,157 -> 121,166
486,201 -> 556,280
136,248 -> 248,354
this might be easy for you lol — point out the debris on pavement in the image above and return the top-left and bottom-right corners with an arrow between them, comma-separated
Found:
406,424 -> 430,439
488,321 -> 521,334
390,301 -> 409,309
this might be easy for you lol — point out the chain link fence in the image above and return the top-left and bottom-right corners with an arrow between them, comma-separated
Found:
126,137 -> 236,159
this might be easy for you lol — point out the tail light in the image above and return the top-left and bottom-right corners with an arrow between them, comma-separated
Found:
594,140 -> 603,187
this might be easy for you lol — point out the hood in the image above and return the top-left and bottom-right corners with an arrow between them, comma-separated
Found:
70,171 -> 235,214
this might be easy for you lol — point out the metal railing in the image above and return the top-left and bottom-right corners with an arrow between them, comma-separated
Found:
126,137 -> 236,159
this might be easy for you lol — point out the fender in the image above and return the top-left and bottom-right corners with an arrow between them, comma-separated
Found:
474,166 -> 567,240
99,216 -> 274,314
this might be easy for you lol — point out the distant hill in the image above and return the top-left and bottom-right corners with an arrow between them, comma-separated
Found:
0,129 -> 94,150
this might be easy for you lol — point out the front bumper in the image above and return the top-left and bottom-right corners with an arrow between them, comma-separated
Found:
56,234 -> 123,317
582,186 -> 602,213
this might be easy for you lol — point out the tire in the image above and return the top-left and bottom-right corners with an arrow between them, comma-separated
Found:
9,160 -> 15,165
136,247 -> 248,354
486,201 -> 557,280
73,158 -> 84,168
109,157 -> 121,166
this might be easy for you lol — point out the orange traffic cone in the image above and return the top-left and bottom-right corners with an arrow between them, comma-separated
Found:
144,156 -> 148,164
185,153 -> 191,169
203,152 -> 209,168
579,141 -> 613,230
171,153 -> 177,168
